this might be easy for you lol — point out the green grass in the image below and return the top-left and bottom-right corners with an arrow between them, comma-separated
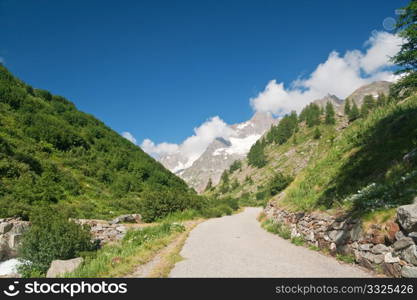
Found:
64,223 -> 185,277
291,236 -> 305,246
261,219 -> 291,239
335,254 -> 355,264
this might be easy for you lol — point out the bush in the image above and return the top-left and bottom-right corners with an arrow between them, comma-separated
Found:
19,206 -> 95,276
268,172 -> 293,196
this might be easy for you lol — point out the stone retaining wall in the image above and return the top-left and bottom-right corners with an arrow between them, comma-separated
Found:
264,201 -> 417,278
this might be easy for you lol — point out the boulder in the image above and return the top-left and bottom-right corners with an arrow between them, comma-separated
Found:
381,262 -> 402,278
401,245 -> 417,266
383,222 -> 400,244
401,265 -> 417,278
7,234 -> 22,250
0,223 -> 12,234
408,232 -> 417,244
46,258 -> 83,278
393,237 -> 415,251
371,244 -> 389,254
0,239 -> 9,261
395,231 -> 405,241
359,244 -> 373,251
109,214 -> 142,225
384,252 -> 400,264
349,223 -> 363,241
397,204 -> 417,233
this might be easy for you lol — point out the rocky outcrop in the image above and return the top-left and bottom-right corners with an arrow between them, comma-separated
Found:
75,219 -> 129,246
110,214 -> 142,225
0,218 -> 30,261
264,201 -> 417,278
46,257 -> 83,278
397,204 -> 417,232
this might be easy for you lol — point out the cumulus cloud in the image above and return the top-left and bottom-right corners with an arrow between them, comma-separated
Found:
251,31 -> 403,115
121,131 -> 137,144
141,116 -> 235,168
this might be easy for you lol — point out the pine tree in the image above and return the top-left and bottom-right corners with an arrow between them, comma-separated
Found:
313,127 -> 321,139
349,102 -> 360,121
220,170 -> 229,184
204,178 -> 213,192
361,95 -> 375,117
344,98 -> 351,116
391,0 -> 417,97
325,102 -> 336,125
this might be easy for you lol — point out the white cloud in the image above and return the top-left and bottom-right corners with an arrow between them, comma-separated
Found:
141,116 -> 236,168
121,131 -> 137,144
251,31 -> 403,115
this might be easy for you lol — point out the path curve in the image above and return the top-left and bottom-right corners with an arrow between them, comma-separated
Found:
170,207 -> 372,277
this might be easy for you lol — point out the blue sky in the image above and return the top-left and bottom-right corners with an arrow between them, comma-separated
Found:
0,0 -> 406,147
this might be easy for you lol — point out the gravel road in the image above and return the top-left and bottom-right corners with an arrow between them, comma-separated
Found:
169,207 -> 372,277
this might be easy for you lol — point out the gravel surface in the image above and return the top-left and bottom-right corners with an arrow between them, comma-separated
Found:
169,207 -> 372,277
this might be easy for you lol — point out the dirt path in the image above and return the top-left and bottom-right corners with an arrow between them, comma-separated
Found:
169,207 -> 372,277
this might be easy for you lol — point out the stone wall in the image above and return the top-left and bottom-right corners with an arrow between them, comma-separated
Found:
264,201 -> 417,278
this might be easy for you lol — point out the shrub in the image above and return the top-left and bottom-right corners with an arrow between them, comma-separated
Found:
19,206 -> 95,276
268,172 -> 293,196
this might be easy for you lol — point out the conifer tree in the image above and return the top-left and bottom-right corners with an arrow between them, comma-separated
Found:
325,102 -> 336,125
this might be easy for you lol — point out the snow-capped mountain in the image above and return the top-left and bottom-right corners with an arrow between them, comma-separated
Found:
159,112 -> 276,192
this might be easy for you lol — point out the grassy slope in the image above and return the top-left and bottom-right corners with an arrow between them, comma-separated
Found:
0,65 -> 193,219
211,94 -> 417,218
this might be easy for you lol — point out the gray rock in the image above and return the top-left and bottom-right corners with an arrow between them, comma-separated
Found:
10,222 -> 29,235
349,223 -> 363,241
7,234 -> 22,249
0,239 -> 9,260
397,204 -> 417,232
46,257 -> 84,278
305,231 -> 315,242
110,214 -> 141,225
328,230 -> 347,245
0,223 -> 12,234
393,237 -> 415,251
372,244 -> 389,254
401,245 -> 417,265
401,266 -> 417,278
408,232 -> 417,243
395,231 -> 405,241
384,252 -> 400,263
359,243 -> 373,251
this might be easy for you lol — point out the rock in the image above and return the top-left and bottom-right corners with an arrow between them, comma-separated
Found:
328,230 -> 347,245
349,222 -> 363,241
354,251 -> 374,270
337,244 -> 353,256
329,242 -> 337,255
372,244 -> 389,254
401,266 -> 417,278
384,252 -> 400,263
332,221 -> 345,230
403,149 -> 417,163
397,204 -> 417,232
109,214 -> 141,225
0,239 -> 9,261
305,231 -> 315,242
401,245 -> 417,265
408,232 -> 417,243
46,258 -> 84,278
395,231 -> 405,241
0,223 -> 12,234
10,222 -> 29,235
7,234 -> 22,250
370,230 -> 386,244
381,263 -> 402,278
393,237 -> 415,251
359,243 -> 373,251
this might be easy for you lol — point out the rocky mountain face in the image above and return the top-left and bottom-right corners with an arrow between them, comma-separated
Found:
160,112 -> 277,192
313,94 -> 344,114
346,81 -> 392,106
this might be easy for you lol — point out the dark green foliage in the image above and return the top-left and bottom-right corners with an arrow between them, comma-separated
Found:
19,206 -> 95,275
0,65 -> 193,219
139,189 -> 203,222
361,95 -> 376,117
220,170 -> 229,184
247,139 -> 267,168
344,99 -> 351,116
228,160 -> 242,173
267,172 -> 293,196
325,102 -> 336,125
313,127 -> 321,139
300,103 -> 321,127
266,111 -> 298,144
348,102 -> 360,122
231,179 -> 239,190
391,0 -> 417,97
204,178 -> 213,192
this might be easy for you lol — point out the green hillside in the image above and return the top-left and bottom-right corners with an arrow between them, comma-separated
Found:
0,64 -> 195,219
210,92 -> 417,219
